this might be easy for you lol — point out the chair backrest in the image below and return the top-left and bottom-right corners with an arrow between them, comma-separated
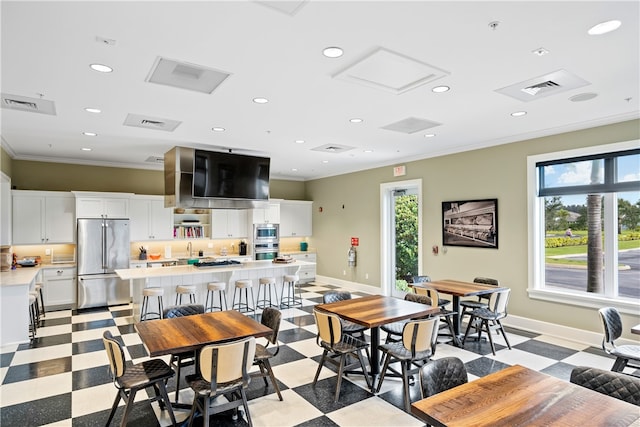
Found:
199,337 -> 256,390
419,357 -> 468,398
598,307 -> 623,350
102,330 -> 126,379
323,291 -> 352,304
163,304 -> 205,318
473,277 -> 499,286
488,288 -> 510,315
402,317 -> 439,356
314,308 -> 343,346
570,366 -> 640,406
261,307 -> 282,346
404,292 -> 432,306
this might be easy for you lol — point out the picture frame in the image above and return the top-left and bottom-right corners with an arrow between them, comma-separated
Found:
442,198 -> 498,248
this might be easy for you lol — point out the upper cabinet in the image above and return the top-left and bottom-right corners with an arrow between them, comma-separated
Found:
279,201 -> 313,237
74,192 -> 132,218
251,203 -> 280,224
129,195 -> 173,241
211,209 -> 248,239
12,191 -> 75,244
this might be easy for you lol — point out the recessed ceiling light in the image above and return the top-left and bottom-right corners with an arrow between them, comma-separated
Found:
321,160 -> 329,164
84,107 -> 101,113
511,111 -> 527,117
588,20 -> 622,35
89,63 -> 113,73
81,147 -> 92,151
82,132 -> 97,136
212,127 -> 225,132
569,93 -> 598,102
363,149 -> 373,153
349,118 -> 363,123
291,168 -> 298,172
253,97 -> 269,104
323,47 -> 343,58
295,140 -> 305,144
432,86 -> 450,93
424,133 -> 436,138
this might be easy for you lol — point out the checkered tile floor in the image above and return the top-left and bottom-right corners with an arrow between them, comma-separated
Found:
1,282 -> 632,427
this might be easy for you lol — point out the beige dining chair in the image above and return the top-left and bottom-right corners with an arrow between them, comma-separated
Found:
102,331 -> 177,427
186,337 -> 256,427
459,277 -> 500,321
375,316 -> 439,412
462,288 -> 511,355
312,307 -> 372,403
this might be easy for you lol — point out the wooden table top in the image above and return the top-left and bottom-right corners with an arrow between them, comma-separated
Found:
135,310 -> 273,357
411,364 -> 640,427
411,279 -> 507,297
315,294 -> 440,328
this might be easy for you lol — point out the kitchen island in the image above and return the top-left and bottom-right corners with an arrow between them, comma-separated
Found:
116,260 -> 312,321
0,266 -> 40,345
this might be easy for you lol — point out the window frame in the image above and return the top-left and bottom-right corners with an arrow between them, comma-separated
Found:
527,140 -> 640,315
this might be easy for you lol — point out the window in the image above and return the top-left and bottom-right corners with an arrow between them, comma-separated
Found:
527,141 -> 640,313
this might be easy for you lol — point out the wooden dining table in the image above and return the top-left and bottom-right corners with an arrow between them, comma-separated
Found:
315,294 -> 440,387
410,279 -> 507,339
135,309 -> 273,357
411,364 -> 640,427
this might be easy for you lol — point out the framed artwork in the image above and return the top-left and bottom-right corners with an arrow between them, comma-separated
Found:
442,198 -> 498,248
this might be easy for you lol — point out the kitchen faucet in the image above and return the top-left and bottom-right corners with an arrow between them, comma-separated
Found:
187,242 -> 192,257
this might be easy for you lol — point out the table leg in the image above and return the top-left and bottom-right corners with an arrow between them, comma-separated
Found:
452,295 -> 462,346
370,326 -> 380,391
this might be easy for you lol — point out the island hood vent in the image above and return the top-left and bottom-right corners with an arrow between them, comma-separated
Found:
164,146 -> 270,210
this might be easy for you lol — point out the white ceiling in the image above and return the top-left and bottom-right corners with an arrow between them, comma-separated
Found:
1,1 -> 638,181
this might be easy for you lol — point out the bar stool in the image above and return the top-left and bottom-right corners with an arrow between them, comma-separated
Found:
141,287 -> 165,321
34,282 -> 45,319
280,274 -> 302,308
175,285 -> 197,305
232,279 -> 255,313
256,277 -> 278,309
28,293 -> 38,338
205,282 -> 227,312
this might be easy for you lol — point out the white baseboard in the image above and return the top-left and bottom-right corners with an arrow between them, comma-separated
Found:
314,276 -> 638,348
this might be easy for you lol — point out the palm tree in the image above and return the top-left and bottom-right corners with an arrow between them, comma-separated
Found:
586,161 -> 603,293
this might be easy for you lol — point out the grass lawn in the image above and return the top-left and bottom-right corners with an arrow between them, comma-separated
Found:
546,240 -> 640,266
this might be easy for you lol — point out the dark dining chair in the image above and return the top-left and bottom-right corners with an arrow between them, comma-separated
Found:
252,307 -> 283,400
102,331 -> 177,427
598,307 -> 640,373
459,277 -> 500,321
419,357 -> 468,399
570,366 -> 640,406
163,304 -> 205,403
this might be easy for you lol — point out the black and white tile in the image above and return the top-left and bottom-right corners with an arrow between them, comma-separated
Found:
0,282 -> 628,427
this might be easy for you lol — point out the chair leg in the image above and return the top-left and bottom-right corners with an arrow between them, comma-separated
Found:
262,359 -> 283,401
496,319 -> 511,349
334,354 -> 346,403
612,357 -> 628,372
240,388 -> 253,427
120,389 -> 137,427
173,355 -> 182,403
462,315 -> 475,345
402,361 -> 412,413
376,353 -> 392,393
484,320 -> 496,355
105,392 -> 121,427
313,350 -> 328,385
357,349 -> 372,389
156,381 -> 177,426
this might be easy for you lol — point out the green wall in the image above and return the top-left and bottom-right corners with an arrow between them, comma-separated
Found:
306,119 -> 640,336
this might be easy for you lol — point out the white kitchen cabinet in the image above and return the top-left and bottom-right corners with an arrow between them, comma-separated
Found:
289,252 -> 316,282
12,191 -> 75,244
279,201 -> 313,237
130,195 -> 173,241
1,173 -> 11,245
211,209 -> 248,239
73,191 -> 131,218
251,203 -> 280,224
42,266 -> 76,309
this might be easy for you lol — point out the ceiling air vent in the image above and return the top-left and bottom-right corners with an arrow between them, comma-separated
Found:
381,117 -> 441,134
146,57 -> 231,94
495,70 -> 590,102
1,93 -> 56,115
123,114 -> 181,132
311,144 -> 354,154
145,156 -> 164,163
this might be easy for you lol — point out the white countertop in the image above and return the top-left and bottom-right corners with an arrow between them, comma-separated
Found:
0,266 -> 40,287
116,260 -> 312,280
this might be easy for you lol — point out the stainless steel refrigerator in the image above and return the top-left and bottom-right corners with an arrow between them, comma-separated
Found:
77,218 -> 131,308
